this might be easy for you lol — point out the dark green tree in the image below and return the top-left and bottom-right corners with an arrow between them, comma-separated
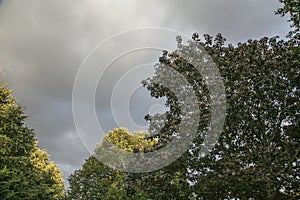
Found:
137,1 -> 299,199
140,24 -> 299,200
189,34 -> 299,199
0,83 -> 65,200
67,156 -> 127,200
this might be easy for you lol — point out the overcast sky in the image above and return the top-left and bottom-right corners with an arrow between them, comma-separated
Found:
0,0 -> 291,185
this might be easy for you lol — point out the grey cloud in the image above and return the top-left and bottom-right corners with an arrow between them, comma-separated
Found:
157,0 -> 290,43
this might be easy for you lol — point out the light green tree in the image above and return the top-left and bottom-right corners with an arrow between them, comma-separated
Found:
67,128 -> 156,199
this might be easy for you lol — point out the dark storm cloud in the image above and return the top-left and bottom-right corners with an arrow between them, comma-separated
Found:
0,0 -> 290,184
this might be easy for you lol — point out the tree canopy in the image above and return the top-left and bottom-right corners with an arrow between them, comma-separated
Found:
0,83 -> 65,200
67,128 -> 157,200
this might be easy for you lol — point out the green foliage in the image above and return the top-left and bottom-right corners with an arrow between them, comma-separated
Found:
0,83 -> 65,200
124,159 -> 192,199
67,128 -> 157,199
30,144 -> 65,199
141,31 -> 299,199
67,156 -> 127,200
139,3 -> 300,197
102,128 -> 158,153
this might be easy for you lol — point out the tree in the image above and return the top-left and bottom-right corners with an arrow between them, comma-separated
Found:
138,1 -> 299,198
141,25 -> 299,200
67,156 -> 127,200
0,83 -> 65,200
67,128 -> 157,200
190,34 -> 299,199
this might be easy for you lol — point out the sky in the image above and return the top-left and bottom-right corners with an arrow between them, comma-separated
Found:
0,0 -> 291,185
